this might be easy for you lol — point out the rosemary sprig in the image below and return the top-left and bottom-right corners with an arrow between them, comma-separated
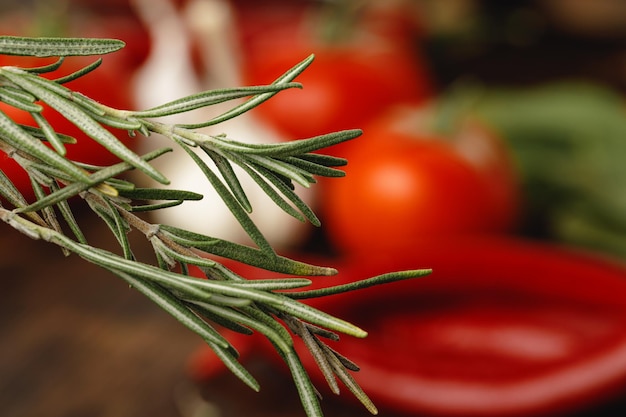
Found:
0,36 -> 431,417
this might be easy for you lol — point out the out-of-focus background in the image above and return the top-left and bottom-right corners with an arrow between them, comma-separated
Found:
1,0 -> 626,416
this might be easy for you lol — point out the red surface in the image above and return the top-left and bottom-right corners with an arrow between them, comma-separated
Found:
204,237 -> 626,416
298,238 -> 626,416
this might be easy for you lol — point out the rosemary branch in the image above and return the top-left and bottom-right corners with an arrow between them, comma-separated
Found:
0,36 -> 431,417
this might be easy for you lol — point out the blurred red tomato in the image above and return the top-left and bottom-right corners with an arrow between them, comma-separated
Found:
320,106 -> 519,255
239,6 -> 433,146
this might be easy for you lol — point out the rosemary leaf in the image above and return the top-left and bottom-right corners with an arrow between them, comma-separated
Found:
151,238 -> 217,269
304,322 -> 340,342
297,322 -> 340,395
0,107 -> 90,182
16,124 -> 76,144
15,147 -> 170,213
282,347 -> 324,417
217,148 -> 306,222
111,269 -> 233,350
52,58 -> 102,84
210,129 -> 362,157
230,278 -> 312,291
321,343 -> 378,415
51,181 -> 87,244
187,301 -> 254,336
158,225 -> 337,276
29,177 -> 69,256
210,341 -> 260,392
0,36 -> 124,57
129,201 -> 185,212
131,83 -> 301,118
0,167 -> 29,208
267,298 -> 367,339
85,193 -> 133,260
240,305 -> 294,346
172,137 -> 275,255
30,111 -> 66,155
86,110 -> 144,131
192,302 -> 293,353
154,247 -> 175,271
178,54 -> 315,129
288,269 -> 433,299
322,344 -> 360,372
0,90 -> 43,113
204,147 -> 252,213
105,177 -> 136,192
13,57 -> 64,73
118,187 -> 203,201
1,69 -> 168,184
243,153 -> 315,188
297,153 -> 347,168
277,156 -> 346,178
105,198 -> 135,260
251,163 -> 321,226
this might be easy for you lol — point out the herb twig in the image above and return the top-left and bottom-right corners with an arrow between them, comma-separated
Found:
0,36 -> 431,417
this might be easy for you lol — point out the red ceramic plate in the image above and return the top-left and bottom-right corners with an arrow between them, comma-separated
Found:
294,237 -> 626,416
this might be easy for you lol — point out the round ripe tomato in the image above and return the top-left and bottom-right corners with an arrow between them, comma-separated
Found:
249,46 -> 431,139
320,106 -> 520,255
239,8 -> 433,148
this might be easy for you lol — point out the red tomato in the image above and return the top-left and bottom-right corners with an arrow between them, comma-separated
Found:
320,106 -> 519,255
239,8 -> 433,146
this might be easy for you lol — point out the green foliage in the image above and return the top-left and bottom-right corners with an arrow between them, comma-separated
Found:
0,36 -> 431,417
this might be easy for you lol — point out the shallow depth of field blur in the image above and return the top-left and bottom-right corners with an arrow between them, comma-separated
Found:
1,0 -> 626,416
